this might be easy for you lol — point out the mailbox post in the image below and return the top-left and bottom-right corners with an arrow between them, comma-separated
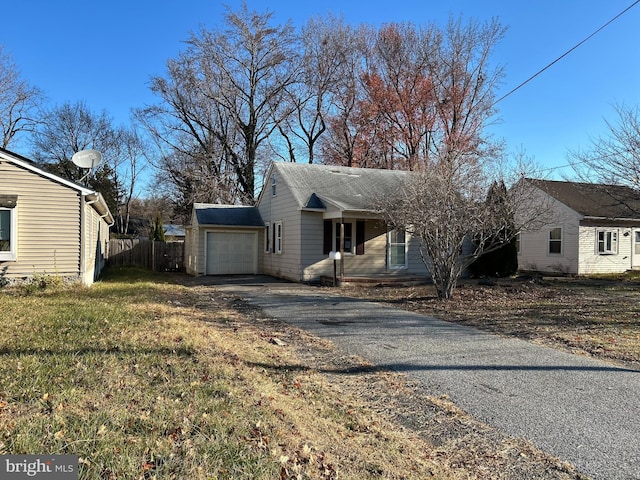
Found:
329,250 -> 342,286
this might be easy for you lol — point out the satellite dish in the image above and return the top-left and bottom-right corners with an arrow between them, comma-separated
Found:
72,149 -> 103,169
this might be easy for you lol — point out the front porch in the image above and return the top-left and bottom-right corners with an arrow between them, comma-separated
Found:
320,272 -> 430,287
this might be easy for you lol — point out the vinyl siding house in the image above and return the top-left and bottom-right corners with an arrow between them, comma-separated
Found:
517,178 -> 640,275
187,162 -> 429,283
0,148 -> 114,285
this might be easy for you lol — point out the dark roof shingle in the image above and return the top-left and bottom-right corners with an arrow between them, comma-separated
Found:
529,179 -> 640,219
194,204 -> 264,226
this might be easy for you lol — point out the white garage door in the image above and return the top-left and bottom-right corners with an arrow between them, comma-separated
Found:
206,231 -> 257,275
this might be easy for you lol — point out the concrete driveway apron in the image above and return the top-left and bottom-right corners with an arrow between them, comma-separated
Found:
213,278 -> 640,480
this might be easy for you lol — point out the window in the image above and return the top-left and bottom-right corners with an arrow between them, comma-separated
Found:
515,232 -> 521,254
271,173 -> 277,197
264,223 -> 271,253
0,206 -> 17,261
388,229 -> 407,268
635,231 -> 640,255
548,227 -> 562,255
323,221 -> 365,256
597,229 -> 618,255
335,222 -> 353,253
274,221 -> 283,254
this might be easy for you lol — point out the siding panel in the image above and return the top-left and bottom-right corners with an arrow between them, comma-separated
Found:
0,161 -> 81,278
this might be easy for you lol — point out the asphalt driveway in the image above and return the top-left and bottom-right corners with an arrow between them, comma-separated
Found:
205,275 -> 640,480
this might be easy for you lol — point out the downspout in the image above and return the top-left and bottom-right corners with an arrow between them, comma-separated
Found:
80,194 -> 99,285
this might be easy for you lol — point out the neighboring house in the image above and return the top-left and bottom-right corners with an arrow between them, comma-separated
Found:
517,178 -> 640,275
0,148 -> 114,285
186,162 -> 429,283
163,224 -> 186,242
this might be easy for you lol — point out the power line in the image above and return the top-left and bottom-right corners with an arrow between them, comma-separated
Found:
493,0 -> 640,106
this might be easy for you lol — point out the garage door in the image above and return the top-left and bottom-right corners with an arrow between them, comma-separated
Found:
206,231 -> 257,275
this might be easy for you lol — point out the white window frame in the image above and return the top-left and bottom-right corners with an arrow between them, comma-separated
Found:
596,229 -> 618,255
387,228 -> 408,269
264,222 -> 271,253
635,230 -> 640,255
271,173 -> 277,197
548,227 -> 563,256
0,206 -> 17,261
334,221 -> 354,255
274,221 -> 283,254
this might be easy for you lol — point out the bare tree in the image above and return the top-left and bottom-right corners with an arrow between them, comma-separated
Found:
141,2 -> 298,203
112,128 -> 149,235
31,101 -> 139,216
0,46 -> 44,148
569,104 -> 640,214
274,14 -> 353,163
136,51 -> 241,216
376,17 -> 511,299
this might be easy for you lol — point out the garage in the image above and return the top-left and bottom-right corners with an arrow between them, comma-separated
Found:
185,204 -> 264,276
206,231 -> 257,275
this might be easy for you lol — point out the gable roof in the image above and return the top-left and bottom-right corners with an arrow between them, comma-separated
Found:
0,147 -> 114,225
0,147 -> 95,195
528,178 -> 640,219
194,203 -> 264,227
268,162 -> 410,213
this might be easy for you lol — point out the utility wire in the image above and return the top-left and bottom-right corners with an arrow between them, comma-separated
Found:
493,0 -> 640,106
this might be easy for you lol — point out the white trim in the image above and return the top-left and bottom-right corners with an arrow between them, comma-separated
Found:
596,228 -> 618,255
264,222 -> 271,253
0,149 -> 94,195
0,205 -> 17,261
274,221 -> 283,254
387,228 -> 408,269
548,226 -> 563,256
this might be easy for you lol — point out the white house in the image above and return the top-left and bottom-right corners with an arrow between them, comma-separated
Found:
517,178 -> 640,275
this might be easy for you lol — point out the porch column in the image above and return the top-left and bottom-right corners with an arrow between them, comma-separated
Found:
339,220 -> 345,281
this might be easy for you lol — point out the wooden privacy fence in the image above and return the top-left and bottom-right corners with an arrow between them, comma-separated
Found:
107,239 -> 184,272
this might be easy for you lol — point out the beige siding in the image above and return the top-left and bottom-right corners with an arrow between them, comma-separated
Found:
577,226 -> 633,274
258,171 -> 302,282
0,161 -> 82,279
81,201 -> 111,285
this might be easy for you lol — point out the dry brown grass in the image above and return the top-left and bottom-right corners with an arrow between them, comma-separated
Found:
0,269 -> 595,479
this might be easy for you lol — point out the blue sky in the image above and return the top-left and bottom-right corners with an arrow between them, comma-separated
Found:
2,0 -> 639,179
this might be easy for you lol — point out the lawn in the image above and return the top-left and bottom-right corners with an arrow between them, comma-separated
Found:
0,268 -> 588,479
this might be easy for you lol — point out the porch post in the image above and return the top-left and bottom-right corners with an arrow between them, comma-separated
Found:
339,220 -> 345,281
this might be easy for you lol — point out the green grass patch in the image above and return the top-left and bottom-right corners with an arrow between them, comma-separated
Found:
0,268 -> 280,479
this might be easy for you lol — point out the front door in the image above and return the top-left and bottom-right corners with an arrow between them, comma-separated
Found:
633,229 -> 640,270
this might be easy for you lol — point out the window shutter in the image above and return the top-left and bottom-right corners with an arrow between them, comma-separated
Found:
323,220 -> 333,254
356,221 -> 365,255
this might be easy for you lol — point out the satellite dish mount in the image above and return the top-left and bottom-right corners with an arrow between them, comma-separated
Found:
72,150 -> 103,185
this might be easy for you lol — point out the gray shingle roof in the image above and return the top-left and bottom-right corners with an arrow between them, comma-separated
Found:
272,162 -> 410,212
194,204 -> 264,226
529,179 -> 640,219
